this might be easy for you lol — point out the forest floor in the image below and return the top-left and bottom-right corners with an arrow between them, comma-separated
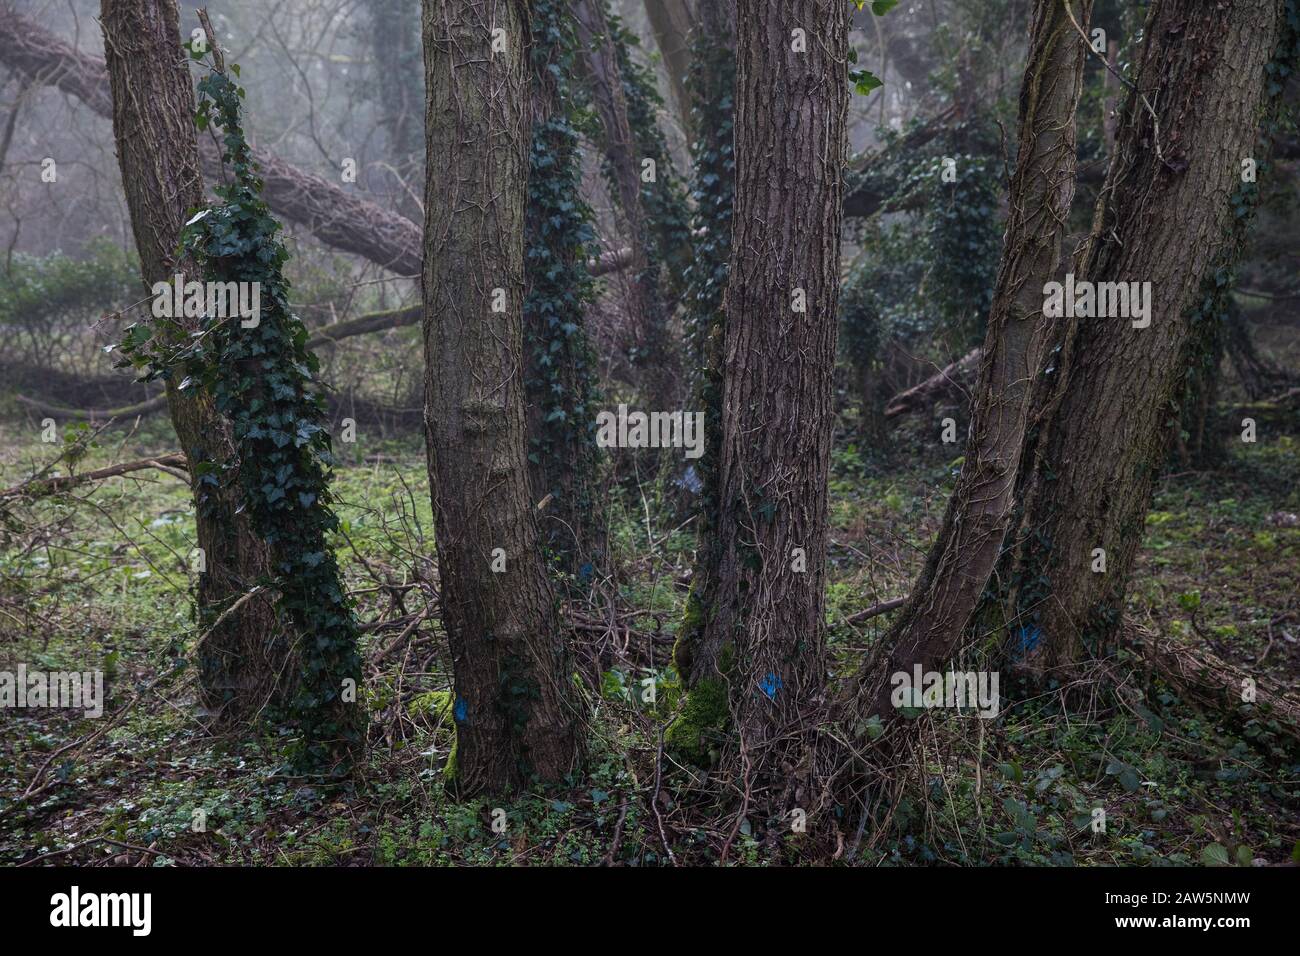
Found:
1,391 -> 1296,866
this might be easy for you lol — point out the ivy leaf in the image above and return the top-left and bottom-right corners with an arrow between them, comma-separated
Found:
850,69 -> 884,96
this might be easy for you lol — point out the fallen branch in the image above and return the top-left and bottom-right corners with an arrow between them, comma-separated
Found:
884,348 -> 981,419
1131,624 -> 1300,745
1,453 -> 187,498
840,597 -> 908,626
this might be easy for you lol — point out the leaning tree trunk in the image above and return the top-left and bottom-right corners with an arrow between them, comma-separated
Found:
99,0 -> 284,723
421,0 -> 584,796
683,0 -> 849,809
641,0 -> 695,142
1001,0 -> 1290,672
856,0 -> 1094,718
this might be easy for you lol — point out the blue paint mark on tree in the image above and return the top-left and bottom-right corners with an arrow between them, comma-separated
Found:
1016,625 -> 1043,658
759,672 -> 783,700
453,697 -> 468,723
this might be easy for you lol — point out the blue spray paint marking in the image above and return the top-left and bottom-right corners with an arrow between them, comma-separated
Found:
578,562 -> 594,583
453,697 -> 468,722
759,672 -> 783,701
1016,625 -> 1042,658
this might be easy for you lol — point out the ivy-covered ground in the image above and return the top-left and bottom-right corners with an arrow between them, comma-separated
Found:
1,392 -> 1296,866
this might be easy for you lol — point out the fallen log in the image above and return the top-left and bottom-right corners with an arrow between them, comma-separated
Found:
884,347 -> 981,419
0,6 -> 635,283
1130,623 -> 1300,746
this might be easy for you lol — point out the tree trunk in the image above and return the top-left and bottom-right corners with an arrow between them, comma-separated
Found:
856,0 -> 1094,718
421,0 -> 584,795
672,0 -> 733,684
573,0 -> 679,409
642,0 -> 695,142
523,0 -> 605,574
99,0 -> 284,723
366,0 -> 425,221
685,0 -> 849,804
1174,298 -> 1227,470
1001,0 -> 1289,672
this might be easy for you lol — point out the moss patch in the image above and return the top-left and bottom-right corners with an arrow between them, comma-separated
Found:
665,677 -> 729,764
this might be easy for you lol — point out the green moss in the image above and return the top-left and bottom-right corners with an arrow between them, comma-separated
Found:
665,677 -> 729,765
672,593 -> 705,675
410,690 -> 458,783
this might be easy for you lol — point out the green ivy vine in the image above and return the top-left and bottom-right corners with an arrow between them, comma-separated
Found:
602,2 -> 694,306
117,54 -> 362,776
524,0 -> 603,579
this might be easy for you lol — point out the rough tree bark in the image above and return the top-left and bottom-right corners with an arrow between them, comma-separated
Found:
670,0 -> 733,697
422,0 -> 584,795
98,0 -> 284,722
856,0 -> 1094,718
1000,0 -> 1290,672
684,0 -> 849,805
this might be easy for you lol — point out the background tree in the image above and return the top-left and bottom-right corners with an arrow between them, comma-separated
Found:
855,0 -> 1095,719
574,0 -> 685,409
524,0 -> 606,575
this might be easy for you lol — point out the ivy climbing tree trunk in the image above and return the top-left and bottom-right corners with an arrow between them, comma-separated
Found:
523,0 -> 605,575
422,0 -> 585,795
680,0 -> 849,809
998,0 -> 1292,672
99,0 -> 283,724
854,0 -> 1094,719
573,0 -> 681,409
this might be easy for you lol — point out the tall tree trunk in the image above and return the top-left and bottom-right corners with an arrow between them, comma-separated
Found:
366,0 -> 425,221
856,0 -> 1094,718
642,0 -> 695,142
99,0 -> 283,723
421,0 -> 584,795
684,0 -> 849,804
523,0 -> 605,574
1001,0 -> 1290,672
573,0 -> 679,409
673,0 -> 734,684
